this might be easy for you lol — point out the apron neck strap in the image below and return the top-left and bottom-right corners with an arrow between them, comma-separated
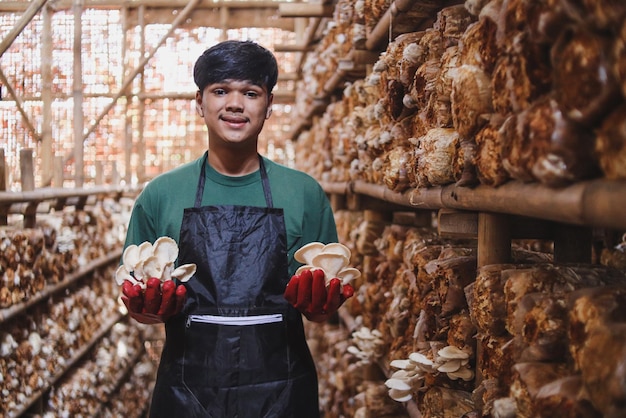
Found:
195,153 -> 273,208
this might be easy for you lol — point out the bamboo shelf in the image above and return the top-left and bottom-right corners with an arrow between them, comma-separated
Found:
321,179 -> 626,230
0,250 -> 122,324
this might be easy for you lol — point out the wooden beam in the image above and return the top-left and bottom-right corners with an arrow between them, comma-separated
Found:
0,0 -> 49,56
0,0 -> 284,12
0,68 -> 40,142
73,0 -> 203,156
478,212 -> 511,267
125,6 -> 293,30
274,44 -> 312,52
278,3 -> 334,17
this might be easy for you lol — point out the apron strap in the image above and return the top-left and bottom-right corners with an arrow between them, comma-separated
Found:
258,157 -> 273,208
195,153 -> 273,208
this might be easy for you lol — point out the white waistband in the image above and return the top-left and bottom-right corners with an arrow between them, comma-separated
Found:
187,313 -> 283,326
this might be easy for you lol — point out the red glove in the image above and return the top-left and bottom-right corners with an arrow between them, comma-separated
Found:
121,279 -> 187,324
284,269 -> 354,322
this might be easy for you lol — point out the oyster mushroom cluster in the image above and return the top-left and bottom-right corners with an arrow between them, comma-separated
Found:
294,242 -> 360,288
347,326 -> 385,363
384,345 -> 474,402
115,237 -> 196,287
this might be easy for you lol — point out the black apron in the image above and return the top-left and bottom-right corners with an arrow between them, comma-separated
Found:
149,155 -> 319,418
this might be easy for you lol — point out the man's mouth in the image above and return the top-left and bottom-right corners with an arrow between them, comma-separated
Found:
221,114 -> 248,124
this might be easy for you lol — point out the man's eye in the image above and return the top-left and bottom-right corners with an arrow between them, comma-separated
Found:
245,91 -> 258,98
214,89 -> 226,95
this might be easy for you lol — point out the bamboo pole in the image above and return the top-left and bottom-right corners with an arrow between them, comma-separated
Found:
73,0 -> 85,187
0,149 -> 6,225
20,149 -> 35,192
0,68 -> 40,142
41,5 -> 54,186
0,0 -> 48,143
477,212 -> 511,267
121,6 -> 132,184
137,4 -> 146,182
321,179 -> 626,230
364,0 -> 420,51
61,0 -> 203,170
0,0 -> 49,56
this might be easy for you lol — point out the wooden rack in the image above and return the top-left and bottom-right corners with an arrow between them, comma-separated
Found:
14,312 -> 124,417
323,178 -> 626,230
286,0 -> 456,140
0,250 -> 122,323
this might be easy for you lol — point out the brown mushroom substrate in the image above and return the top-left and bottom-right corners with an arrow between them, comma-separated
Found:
509,292 -> 570,362
417,386 -> 475,418
551,26 -> 622,127
533,375 -> 603,418
410,127 -> 460,188
560,0 -> 626,30
0,267 -> 123,417
458,9 -> 500,74
502,264 -> 625,334
297,1 -> 626,190
42,321 -> 148,416
493,34 -> 553,115
468,263 -> 519,337
524,0 -> 572,44
614,22 -> 626,98
500,95 -> 600,186
509,362 -> 596,418
568,284 -> 626,361
595,102 -> 626,180
570,323 -> 626,418
474,114 -> 511,186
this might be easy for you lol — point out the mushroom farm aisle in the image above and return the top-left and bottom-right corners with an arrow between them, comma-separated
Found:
292,0 -> 626,417
2,0 -> 626,417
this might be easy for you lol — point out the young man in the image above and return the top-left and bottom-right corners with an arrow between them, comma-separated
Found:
121,40 -> 348,417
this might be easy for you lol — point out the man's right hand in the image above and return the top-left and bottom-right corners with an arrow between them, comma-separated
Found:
121,279 -> 186,324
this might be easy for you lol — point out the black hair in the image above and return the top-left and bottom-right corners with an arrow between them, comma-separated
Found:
193,40 -> 279,94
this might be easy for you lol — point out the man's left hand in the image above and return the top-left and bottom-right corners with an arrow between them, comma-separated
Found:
284,269 -> 354,322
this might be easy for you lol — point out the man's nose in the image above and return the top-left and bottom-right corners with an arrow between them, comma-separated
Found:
225,92 -> 244,112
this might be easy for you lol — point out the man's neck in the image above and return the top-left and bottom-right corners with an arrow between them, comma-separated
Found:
207,149 -> 260,176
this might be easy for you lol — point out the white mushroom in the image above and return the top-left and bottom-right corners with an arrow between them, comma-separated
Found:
115,264 -> 133,286
153,236 -> 179,265
137,241 -> 154,263
294,242 -> 325,265
436,359 -> 463,373
388,388 -> 413,403
337,267 -> 361,285
447,366 -> 474,381
311,252 -> 349,279
409,351 -> 434,367
122,244 -> 140,272
116,237 -> 196,285
142,255 -> 165,280
437,345 -> 470,360
321,242 -> 351,259
347,326 -> 385,363
390,359 -> 416,370
172,263 -> 197,282
385,378 -> 412,391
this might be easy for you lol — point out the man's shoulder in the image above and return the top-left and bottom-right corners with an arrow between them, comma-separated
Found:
264,158 -> 319,185
147,158 -> 201,187
139,157 -> 202,202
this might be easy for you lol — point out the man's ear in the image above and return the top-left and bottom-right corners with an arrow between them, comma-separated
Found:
266,93 -> 274,119
195,91 -> 204,117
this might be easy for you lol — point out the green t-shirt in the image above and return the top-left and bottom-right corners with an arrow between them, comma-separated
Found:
124,152 -> 338,275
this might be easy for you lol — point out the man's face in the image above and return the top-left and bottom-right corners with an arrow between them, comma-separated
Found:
195,79 -> 273,148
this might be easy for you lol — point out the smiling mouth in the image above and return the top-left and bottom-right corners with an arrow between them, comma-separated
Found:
221,114 -> 248,124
